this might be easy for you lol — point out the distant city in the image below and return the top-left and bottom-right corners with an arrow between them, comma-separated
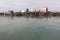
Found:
0,8 -> 60,16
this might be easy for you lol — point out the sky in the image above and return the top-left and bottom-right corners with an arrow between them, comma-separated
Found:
0,0 -> 60,12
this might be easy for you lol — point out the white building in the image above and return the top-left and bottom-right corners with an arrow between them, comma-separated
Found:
30,9 -> 36,12
4,10 -> 13,15
21,10 -> 25,13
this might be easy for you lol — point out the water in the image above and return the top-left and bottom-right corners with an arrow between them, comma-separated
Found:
0,16 -> 60,40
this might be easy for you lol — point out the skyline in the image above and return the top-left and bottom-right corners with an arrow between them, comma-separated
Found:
0,0 -> 60,12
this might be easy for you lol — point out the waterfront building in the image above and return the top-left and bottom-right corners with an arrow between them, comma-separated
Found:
21,10 -> 25,13
39,8 -> 49,16
4,10 -> 14,15
26,8 -> 29,12
46,8 -> 48,12
40,8 -> 46,13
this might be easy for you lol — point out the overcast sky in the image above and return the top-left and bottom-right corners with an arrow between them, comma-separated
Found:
0,0 -> 60,12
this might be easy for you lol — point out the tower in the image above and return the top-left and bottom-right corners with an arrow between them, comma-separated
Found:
46,8 -> 48,13
26,8 -> 29,12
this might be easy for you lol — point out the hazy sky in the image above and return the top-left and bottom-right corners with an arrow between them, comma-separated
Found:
0,0 -> 60,12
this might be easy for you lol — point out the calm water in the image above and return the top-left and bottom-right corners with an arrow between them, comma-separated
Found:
0,16 -> 60,40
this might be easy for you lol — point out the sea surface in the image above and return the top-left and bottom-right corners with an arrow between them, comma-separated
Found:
0,16 -> 60,40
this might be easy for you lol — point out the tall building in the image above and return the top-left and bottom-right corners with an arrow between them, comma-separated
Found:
40,8 -> 48,13
46,8 -> 48,12
26,8 -> 29,12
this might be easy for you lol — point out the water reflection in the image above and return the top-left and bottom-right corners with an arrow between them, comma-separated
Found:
0,16 -> 60,40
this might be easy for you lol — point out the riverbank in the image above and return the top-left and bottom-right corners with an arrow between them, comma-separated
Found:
0,11 -> 60,17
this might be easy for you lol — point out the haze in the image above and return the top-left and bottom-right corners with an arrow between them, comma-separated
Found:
0,0 -> 60,12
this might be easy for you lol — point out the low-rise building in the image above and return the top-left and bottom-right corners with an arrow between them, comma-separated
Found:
4,10 -> 14,15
